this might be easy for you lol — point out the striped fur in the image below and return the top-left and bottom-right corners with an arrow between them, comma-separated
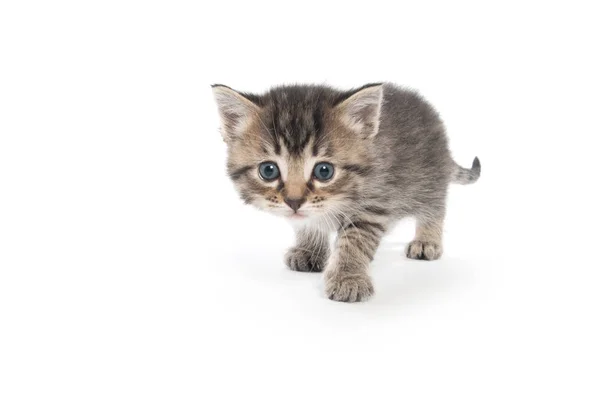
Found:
212,83 -> 481,302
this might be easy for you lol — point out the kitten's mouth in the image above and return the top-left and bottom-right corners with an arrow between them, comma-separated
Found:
287,212 -> 307,220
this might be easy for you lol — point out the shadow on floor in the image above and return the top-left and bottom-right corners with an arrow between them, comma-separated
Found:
227,240 -> 479,307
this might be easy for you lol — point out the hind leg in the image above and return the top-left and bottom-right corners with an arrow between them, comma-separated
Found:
406,211 -> 445,261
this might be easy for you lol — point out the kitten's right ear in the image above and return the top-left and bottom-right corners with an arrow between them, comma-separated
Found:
211,84 -> 260,142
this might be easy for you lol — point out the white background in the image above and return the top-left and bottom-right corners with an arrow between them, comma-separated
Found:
1,1 -> 599,400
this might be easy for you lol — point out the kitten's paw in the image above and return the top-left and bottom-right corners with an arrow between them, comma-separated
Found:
285,247 -> 327,272
406,240 -> 443,260
324,271 -> 374,302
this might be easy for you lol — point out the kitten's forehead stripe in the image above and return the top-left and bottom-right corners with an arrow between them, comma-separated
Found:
261,86 -> 332,157
311,141 -> 320,157
273,136 -> 281,155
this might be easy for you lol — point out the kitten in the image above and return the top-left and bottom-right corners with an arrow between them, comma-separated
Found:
212,83 -> 480,302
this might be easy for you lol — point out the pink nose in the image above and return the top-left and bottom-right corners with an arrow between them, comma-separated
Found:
284,197 -> 305,212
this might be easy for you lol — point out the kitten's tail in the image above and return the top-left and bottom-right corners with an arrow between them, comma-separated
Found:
452,157 -> 481,184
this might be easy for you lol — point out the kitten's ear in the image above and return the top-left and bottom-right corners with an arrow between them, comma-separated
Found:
212,84 -> 260,142
335,84 -> 384,138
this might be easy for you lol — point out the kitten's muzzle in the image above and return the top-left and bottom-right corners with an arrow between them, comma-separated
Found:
283,197 -> 305,213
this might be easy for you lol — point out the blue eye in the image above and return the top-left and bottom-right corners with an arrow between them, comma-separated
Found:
313,162 -> 334,181
259,162 -> 280,181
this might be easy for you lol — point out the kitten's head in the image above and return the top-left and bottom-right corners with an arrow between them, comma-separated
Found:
212,83 -> 383,224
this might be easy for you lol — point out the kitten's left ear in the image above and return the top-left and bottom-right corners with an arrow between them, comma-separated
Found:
335,84 -> 384,138
212,84 -> 260,142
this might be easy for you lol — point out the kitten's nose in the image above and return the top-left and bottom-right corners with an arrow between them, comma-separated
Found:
284,197 -> 305,213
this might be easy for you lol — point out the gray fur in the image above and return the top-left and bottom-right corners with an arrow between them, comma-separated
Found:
285,226 -> 330,272
212,82 -> 480,302
452,157 -> 481,184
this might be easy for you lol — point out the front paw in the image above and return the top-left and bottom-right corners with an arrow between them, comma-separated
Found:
325,271 -> 374,302
285,247 -> 327,272
406,240 -> 443,260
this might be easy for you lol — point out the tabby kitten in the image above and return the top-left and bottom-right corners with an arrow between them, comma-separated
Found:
212,83 -> 480,302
